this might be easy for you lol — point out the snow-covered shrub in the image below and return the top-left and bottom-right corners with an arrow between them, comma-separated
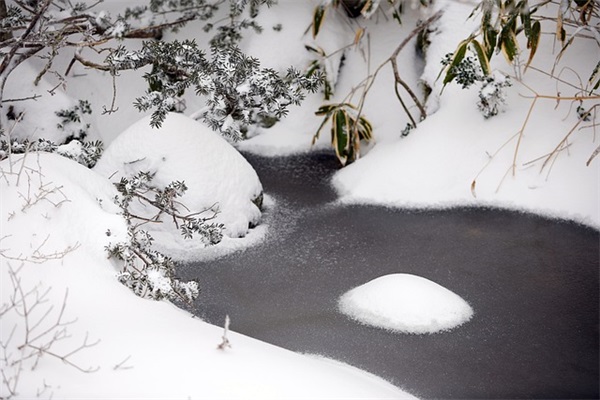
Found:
441,52 -> 511,119
55,100 -> 93,141
0,0 -> 320,143
114,40 -> 321,139
477,71 -> 512,119
441,54 -> 481,89
107,171 -> 222,303
1,62 -> 95,145
0,138 -> 103,168
0,138 -> 104,168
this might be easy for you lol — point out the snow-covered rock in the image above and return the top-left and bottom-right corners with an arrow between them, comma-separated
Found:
339,274 -> 474,334
94,113 -> 264,249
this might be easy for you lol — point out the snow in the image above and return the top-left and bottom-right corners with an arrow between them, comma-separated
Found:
331,1 -> 600,228
0,152 -> 415,399
1,0 -> 598,398
93,112 -> 264,247
237,0 -> 599,229
339,274 -> 474,334
2,62 -> 92,144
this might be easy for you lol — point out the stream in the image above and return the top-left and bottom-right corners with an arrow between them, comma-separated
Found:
178,152 -> 599,399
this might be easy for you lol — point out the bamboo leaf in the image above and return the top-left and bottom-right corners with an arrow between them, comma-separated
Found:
556,7 -> 565,46
441,38 -> 471,86
312,5 -> 326,38
525,20 -> 541,71
471,39 -> 491,76
519,0 -> 532,38
483,25 -> 498,60
555,26 -> 584,69
357,116 -> 373,141
500,30 -> 519,63
354,27 -> 365,45
304,45 -> 326,57
315,104 -> 338,116
332,110 -> 349,165
306,60 -> 320,77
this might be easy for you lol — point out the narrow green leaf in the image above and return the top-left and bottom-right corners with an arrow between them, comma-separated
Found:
471,39 -> 491,76
500,30 -> 519,63
519,0 -> 532,38
304,45 -> 326,56
312,5 -> 326,38
306,60 -> 320,77
323,81 -> 333,100
441,38 -> 471,86
332,110 -> 349,165
525,20 -> 541,70
483,25 -> 498,60
315,104 -> 337,116
357,116 -> 373,141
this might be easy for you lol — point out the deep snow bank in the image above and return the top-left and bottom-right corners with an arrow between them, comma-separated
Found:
331,1 -> 599,229
226,0 -> 598,228
0,152 -> 416,399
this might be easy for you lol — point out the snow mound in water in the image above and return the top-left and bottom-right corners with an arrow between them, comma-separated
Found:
339,274 -> 474,334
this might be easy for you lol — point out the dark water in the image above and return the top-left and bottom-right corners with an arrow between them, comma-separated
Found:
178,152 -> 599,399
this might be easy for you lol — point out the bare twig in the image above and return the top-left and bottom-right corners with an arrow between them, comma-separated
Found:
217,315 -> 231,350
1,264 -> 100,396
113,355 -> 133,371
350,10 -> 443,131
1,94 -> 41,103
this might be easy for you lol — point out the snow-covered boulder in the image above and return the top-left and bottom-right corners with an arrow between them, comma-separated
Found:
94,113 -> 263,248
339,274 -> 474,334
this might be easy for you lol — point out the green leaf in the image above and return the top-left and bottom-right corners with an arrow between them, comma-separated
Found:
500,29 -> 519,63
306,60 -> 320,77
312,5 -> 326,38
304,45 -> 326,57
332,110 -> 350,165
483,23 -> 498,60
471,39 -> 491,76
441,38 -> 471,86
525,20 -> 541,70
315,104 -> 338,116
519,0 -> 532,38
357,116 -> 373,141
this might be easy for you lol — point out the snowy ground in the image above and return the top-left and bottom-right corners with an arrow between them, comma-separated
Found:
1,0 -> 598,398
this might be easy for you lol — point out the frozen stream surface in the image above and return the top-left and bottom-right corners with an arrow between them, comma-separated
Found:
178,152 -> 599,399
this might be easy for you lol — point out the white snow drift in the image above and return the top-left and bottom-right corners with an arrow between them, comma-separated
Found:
0,151 -> 415,400
339,274 -> 474,334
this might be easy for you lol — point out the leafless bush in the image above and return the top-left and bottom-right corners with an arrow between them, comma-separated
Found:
0,263 -> 99,399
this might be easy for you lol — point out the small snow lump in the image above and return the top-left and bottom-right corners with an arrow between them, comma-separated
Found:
338,273 -> 474,334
